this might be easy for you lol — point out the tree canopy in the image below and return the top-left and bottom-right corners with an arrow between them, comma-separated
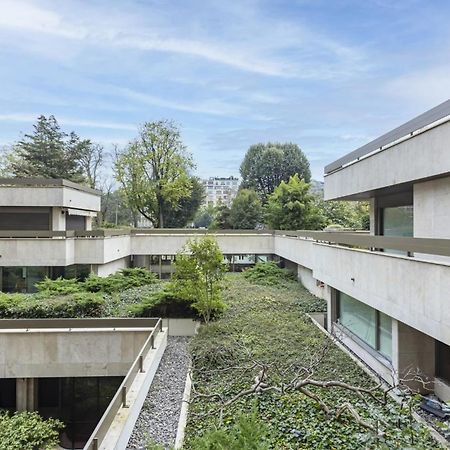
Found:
230,189 -> 262,229
240,142 -> 311,201
115,120 -> 194,228
5,115 -> 92,183
265,174 -> 325,230
162,177 -> 204,228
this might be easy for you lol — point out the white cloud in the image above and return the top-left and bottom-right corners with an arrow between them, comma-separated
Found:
0,113 -> 136,131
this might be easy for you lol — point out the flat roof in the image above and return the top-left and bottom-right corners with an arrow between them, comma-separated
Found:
0,177 -> 101,196
325,98 -> 450,175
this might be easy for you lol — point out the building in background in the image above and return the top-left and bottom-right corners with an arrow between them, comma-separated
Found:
202,176 -> 239,207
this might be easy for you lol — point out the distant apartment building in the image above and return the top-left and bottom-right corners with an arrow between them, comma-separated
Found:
202,176 -> 239,207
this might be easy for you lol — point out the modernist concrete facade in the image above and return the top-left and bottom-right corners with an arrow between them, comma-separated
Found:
1,100 -> 450,447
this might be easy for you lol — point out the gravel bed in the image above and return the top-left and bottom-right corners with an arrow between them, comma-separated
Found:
127,336 -> 191,450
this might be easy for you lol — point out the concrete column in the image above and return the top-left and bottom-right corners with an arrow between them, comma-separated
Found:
16,378 -> 37,411
395,321 -> 435,393
51,207 -> 66,231
369,198 -> 376,235
85,216 -> 93,231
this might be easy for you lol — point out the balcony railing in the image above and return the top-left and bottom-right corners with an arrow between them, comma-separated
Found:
0,228 -> 449,258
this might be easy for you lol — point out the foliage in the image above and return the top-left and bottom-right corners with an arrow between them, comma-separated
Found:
194,205 -> 216,229
240,142 -> 311,201
36,277 -> 84,295
0,411 -> 63,450
185,275 -> 439,450
4,115 -> 89,182
315,197 -> 370,230
0,291 -> 105,318
101,188 -> 137,227
210,205 -> 232,229
230,189 -> 262,229
129,284 -> 199,318
83,268 -> 157,294
265,174 -> 326,230
189,410 -> 270,450
115,120 -> 194,228
172,236 -> 228,323
243,261 -> 295,286
163,177 -> 205,228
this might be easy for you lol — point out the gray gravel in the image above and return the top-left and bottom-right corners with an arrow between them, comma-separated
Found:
127,336 -> 191,450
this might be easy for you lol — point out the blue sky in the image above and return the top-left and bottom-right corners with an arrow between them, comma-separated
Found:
0,0 -> 449,181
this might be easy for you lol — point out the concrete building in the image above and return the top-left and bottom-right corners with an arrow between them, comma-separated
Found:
1,100 -> 450,448
201,176 -> 239,207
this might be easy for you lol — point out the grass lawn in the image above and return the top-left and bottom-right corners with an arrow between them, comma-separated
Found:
184,273 -> 440,449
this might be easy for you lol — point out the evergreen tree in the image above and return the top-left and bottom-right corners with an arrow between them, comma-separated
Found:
8,115 -> 88,182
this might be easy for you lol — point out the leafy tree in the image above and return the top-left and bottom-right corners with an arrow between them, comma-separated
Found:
172,236 -> 227,323
100,188 -> 137,227
115,120 -> 194,228
210,205 -> 232,229
6,115 -> 89,182
0,411 -> 63,450
265,174 -> 325,230
240,142 -> 311,201
315,198 -> 370,230
230,189 -> 262,229
193,205 -> 216,229
163,177 -> 205,228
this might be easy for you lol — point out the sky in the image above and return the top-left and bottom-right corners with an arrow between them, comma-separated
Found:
0,0 -> 449,181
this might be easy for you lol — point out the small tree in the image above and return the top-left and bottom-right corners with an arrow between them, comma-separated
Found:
230,189 -> 262,229
265,174 -> 325,230
172,236 -> 227,323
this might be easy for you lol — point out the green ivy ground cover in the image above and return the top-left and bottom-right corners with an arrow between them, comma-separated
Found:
184,274 -> 440,449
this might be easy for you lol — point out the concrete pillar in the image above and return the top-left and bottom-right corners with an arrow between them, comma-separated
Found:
369,198 -> 376,235
85,216 -> 93,231
16,378 -> 37,411
394,320 -> 435,393
51,207 -> 66,231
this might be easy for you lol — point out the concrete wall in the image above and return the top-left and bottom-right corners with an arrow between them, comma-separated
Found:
0,328 -> 150,378
0,186 -> 100,211
312,243 -> 450,347
96,257 -> 130,277
324,120 -> 450,200
297,264 -> 330,301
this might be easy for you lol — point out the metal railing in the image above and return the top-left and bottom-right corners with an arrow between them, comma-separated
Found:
0,317 -> 160,330
83,318 -> 164,450
0,228 -> 449,258
274,230 -> 450,258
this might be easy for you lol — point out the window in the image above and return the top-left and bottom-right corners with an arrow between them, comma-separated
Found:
436,341 -> 450,383
381,205 -> 413,237
337,292 -> 392,360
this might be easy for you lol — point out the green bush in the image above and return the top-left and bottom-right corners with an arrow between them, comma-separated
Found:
0,411 -> 63,450
190,411 -> 270,450
243,261 -> 295,286
84,268 -> 157,294
0,292 -> 105,318
130,285 -> 199,318
35,277 -> 84,295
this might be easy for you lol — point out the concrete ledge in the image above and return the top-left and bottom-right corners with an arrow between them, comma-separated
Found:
99,328 -> 168,450
174,370 -> 192,449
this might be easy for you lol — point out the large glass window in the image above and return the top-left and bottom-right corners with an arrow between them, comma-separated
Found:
381,205 -> 413,237
339,292 -> 376,348
337,292 -> 392,360
38,376 -> 123,450
0,378 -> 16,411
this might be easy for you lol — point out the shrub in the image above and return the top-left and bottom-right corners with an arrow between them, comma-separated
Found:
84,268 -> 157,294
0,411 -> 63,450
243,261 -> 295,286
0,292 -> 105,318
130,284 -> 199,318
190,411 -> 270,450
35,277 -> 84,295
